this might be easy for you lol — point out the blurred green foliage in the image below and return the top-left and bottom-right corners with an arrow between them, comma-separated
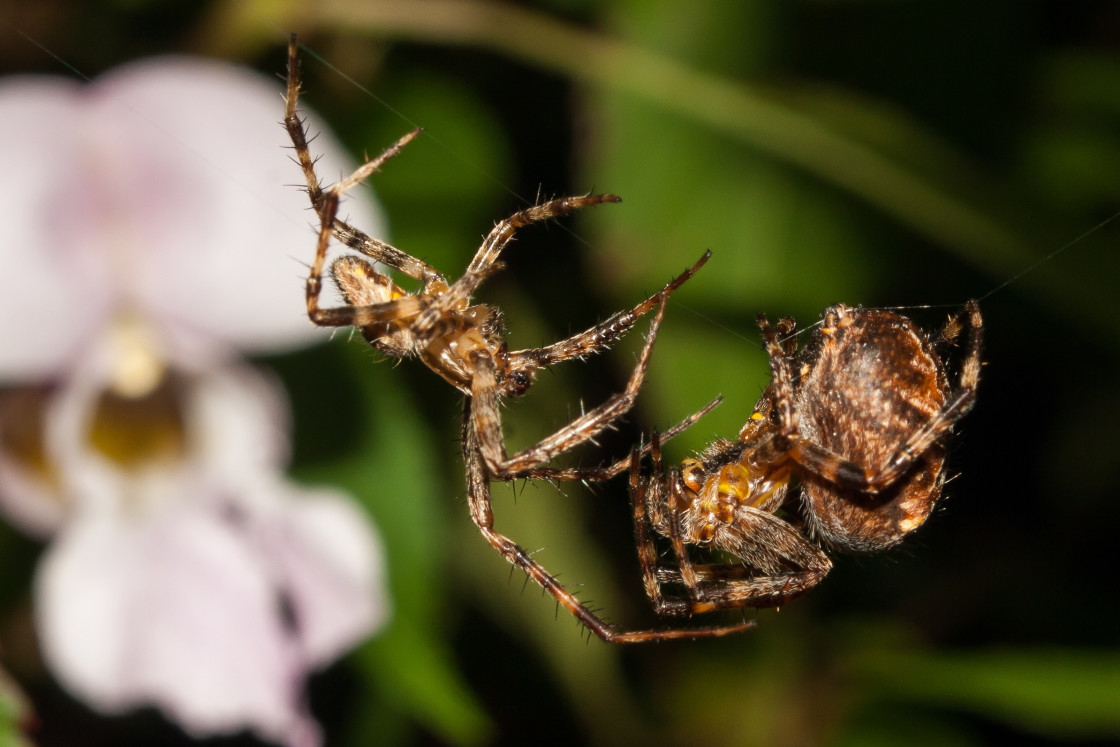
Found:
2,0 -> 1119,745
0,670 -> 31,747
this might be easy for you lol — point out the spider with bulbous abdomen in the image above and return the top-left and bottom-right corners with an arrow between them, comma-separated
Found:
617,302 -> 983,640
282,36 -> 748,642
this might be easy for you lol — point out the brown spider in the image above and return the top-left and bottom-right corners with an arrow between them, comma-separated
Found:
614,301 -> 983,640
282,37 -> 748,642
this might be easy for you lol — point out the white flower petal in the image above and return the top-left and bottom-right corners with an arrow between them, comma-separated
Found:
88,57 -> 385,354
249,482 -> 389,664
32,343 -> 385,743
189,362 -> 292,477
36,497 -> 320,745
0,56 -> 382,379
0,80 -> 116,380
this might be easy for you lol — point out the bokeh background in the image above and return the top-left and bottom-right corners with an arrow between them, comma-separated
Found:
2,0 -> 1119,744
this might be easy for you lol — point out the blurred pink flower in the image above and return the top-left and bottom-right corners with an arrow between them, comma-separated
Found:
0,55 -> 388,746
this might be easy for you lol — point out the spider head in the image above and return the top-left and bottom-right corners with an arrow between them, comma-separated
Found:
503,370 -> 532,397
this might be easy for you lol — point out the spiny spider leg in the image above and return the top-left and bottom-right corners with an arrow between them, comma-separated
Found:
284,35 -> 447,290
529,393 -> 723,483
462,250 -> 713,481
508,250 -> 712,376
631,434 -> 832,615
470,296 -> 671,478
304,190 -> 435,328
630,447 -> 684,615
666,477 -> 702,598
467,195 -> 621,277
652,432 -> 702,607
326,129 -> 422,196
462,416 -> 755,643
411,195 -> 623,338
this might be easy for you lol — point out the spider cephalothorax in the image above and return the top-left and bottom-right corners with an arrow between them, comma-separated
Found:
283,37 -> 745,642
622,302 -> 982,638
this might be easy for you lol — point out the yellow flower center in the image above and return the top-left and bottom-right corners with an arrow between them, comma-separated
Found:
0,317 -> 188,488
87,375 -> 186,469
87,317 -> 186,469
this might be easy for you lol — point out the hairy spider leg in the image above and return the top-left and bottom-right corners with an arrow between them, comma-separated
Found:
467,194 -> 621,276
303,190 -> 436,329
462,415 -> 756,643
468,298 -> 673,478
507,250 -> 712,376
458,250 -> 714,483
284,35 -> 448,291
630,432 -> 832,616
536,394 -> 723,484
411,195 -> 623,339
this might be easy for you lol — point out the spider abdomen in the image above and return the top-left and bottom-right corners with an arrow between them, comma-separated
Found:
794,306 -> 950,552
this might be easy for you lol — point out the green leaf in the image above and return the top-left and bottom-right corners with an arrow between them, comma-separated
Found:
853,645 -> 1120,739
0,669 -> 31,747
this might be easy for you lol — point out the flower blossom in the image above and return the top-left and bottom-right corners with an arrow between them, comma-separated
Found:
0,54 -> 388,745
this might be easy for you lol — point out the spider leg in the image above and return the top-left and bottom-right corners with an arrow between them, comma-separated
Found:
533,394 -> 722,483
507,250 -> 711,377
455,247 -> 712,482
683,508 -> 833,611
479,250 -> 713,482
330,215 -> 449,292
758,313 -> 800,441
649,541 -> 833,611
665,472 -> 703,599
761,302 -> 984,494
321,132 -> 449,289
463,409 -> 754,642
470,297 -> 670,479
629,440 -> 831,616
284,35 -> 448,291
467,194 -> 622,277
305,191 -> 434,328
630,447 -> 692,616
668,509 -> 832,609
627,429 -> 704,603
775,316 -> 799,358
407,195 -> 623,337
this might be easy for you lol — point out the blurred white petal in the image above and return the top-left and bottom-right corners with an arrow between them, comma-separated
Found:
35,498 -> 316,744
249,482 -> 389,663
87,57 -> 384,355
0,56 -> 384,381
0,55 -> 390,744
30,349 -> 386,743
190,362 -> 292,479
0,81 -> 115,380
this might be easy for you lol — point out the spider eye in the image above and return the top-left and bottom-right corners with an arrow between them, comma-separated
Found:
508,371 -> 531,395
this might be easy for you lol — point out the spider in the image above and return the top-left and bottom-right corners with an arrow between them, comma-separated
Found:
282,37 -> 750,642
614,301 -> 983,640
